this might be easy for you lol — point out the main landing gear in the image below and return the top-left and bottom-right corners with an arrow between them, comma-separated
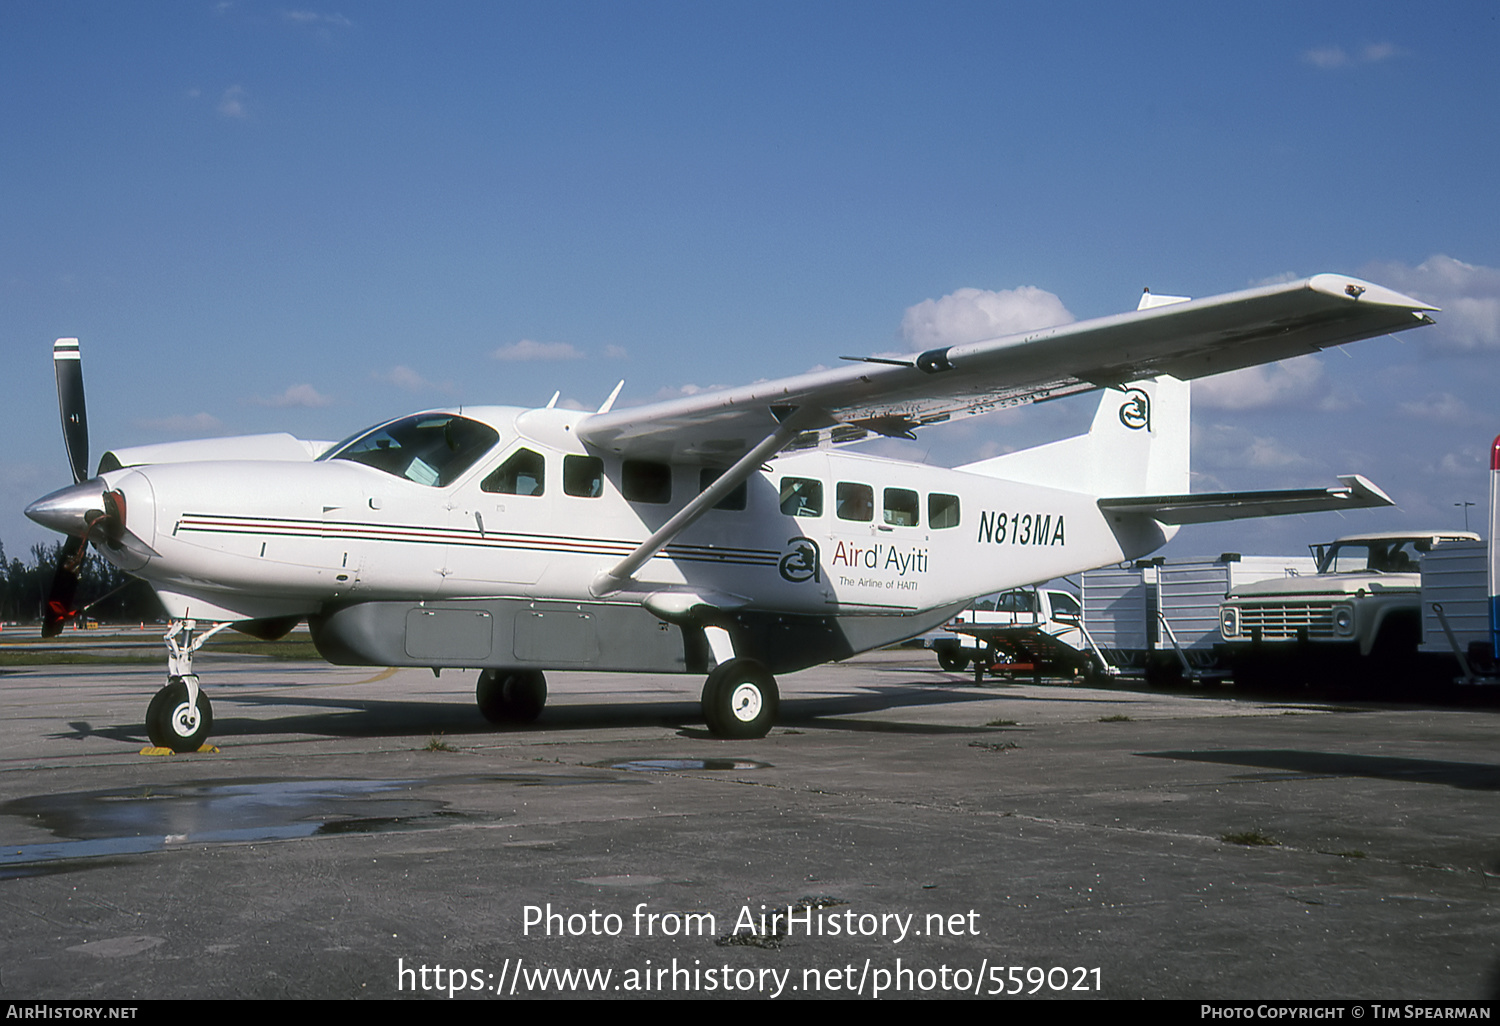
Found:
469,661 -> 780,739
476,669 -> 548,724
701,657 -> 779,739
145,619 -> 230,752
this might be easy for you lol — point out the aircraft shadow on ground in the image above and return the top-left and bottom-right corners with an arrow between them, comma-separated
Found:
1144,749 -> 1500,791
58,679 -> 1040,744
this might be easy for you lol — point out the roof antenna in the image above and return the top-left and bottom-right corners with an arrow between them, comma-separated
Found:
597,380 -> 625,414
545,391 -> 559,409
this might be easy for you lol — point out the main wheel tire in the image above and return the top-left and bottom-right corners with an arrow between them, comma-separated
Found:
702,658 -> 778,739
937,649 -> 970,673
476,669 -> 547,724
146,678 -> 214,753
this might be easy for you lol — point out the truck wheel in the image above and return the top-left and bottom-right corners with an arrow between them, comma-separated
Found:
937,649 -> 969,673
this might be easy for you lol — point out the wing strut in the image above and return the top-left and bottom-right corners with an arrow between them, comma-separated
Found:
590,414 -> 810,597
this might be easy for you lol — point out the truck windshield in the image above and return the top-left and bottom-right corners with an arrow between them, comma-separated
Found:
321,413 -> 499,487
1319,539 -> 1426,574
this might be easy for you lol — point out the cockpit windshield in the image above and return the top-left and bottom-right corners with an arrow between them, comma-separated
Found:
320,413 -> 499,487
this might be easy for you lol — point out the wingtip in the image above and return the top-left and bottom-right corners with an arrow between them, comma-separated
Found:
1307,274 -> 1438,312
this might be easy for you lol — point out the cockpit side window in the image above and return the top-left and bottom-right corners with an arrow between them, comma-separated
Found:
482,448 -> 545,496
564,455 -> 605,497
322,414 -> 499,487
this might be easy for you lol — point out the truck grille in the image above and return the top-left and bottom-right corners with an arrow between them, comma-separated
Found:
1236,602 -> 1337,640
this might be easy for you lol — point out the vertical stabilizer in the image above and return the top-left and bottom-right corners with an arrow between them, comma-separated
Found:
958,375 -> 1190,498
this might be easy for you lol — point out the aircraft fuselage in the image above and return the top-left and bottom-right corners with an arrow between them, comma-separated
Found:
87,405 -> 1166,673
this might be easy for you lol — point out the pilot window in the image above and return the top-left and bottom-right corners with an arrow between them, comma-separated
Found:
698,469 -> 748,511
322,413 -> 499,487
780,477 -> 823,517
883,488 -> 919,527
623,460 -> 672,504
481,448 -> 545,496
836,482 -> 873,522
564,455 -> 604,497
929,493 -> 960,529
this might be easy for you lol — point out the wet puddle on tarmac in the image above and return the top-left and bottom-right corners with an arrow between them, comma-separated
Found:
0,779 -> 451,875
0,767 -> 689,876
601,758 -> 770,772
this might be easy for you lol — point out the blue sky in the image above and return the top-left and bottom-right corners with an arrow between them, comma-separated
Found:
4,1 -> 1500,567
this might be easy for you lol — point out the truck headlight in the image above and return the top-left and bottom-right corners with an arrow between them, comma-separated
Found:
1220,607 -> 1239,639
1333,605 -> 1354,636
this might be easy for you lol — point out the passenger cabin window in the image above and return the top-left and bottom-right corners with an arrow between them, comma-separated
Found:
564,455 -> 604,497
322,414 -> 498,487
836,482 -> 874,522
780,477 -> 823,517
482,448 -> 544,496
623,460 -> 672,504
883,487 -> 919,527
698,469 -> 747,511
929,493 -> 960,529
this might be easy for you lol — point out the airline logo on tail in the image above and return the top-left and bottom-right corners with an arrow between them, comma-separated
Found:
1118,389 -> 1151,431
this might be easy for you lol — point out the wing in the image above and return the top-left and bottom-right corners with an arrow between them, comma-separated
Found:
576,273 -> 1434,464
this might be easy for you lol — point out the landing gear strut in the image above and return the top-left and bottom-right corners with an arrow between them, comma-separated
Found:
146,619 -> 230,752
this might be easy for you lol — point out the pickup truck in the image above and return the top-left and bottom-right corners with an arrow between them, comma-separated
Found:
927,587 -> 1088,676
1218,530 -> 1479,689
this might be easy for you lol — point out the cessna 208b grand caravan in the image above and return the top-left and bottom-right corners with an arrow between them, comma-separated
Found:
26,274 -> 1434,750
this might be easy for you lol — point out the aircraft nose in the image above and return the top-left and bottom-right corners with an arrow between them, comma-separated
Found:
25,479 -> 107,537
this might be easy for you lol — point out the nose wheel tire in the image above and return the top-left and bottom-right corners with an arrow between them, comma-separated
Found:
476,669 -> 548,724
146,678 -> 214,753
701,658 -> 778,739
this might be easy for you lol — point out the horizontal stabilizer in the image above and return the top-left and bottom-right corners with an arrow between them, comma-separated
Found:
1098,474 -> 1393,526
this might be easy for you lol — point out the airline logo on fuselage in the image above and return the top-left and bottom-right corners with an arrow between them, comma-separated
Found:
779,537 -> 822,583
977,511 -> 1065,547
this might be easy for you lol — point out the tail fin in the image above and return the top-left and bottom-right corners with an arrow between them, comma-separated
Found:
958,375 -> 1190,497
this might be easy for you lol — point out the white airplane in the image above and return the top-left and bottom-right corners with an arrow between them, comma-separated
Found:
26,274 -> 1435,751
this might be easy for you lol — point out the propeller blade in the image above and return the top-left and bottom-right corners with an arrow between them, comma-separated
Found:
54,338 -> 90,484
41,547 -> 83,638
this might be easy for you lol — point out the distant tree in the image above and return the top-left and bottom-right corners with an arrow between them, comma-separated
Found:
0,537 -> 164,625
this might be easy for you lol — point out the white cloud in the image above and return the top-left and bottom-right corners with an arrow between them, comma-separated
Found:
1194,355 -> 1331,412
1302,42 -> 1400,70
138,412 -> 223,434
255,383 -> 333,408
1195,423 -> 1312,471
1361,255 -> 1500,351
1303,47 -> 1351,70
373,365 -> 452,394
217,85 -> 248,119
1251,271 -> 1301,287
492,339 -> 583,362
1398,391 -> 1477,424
650,382 -> 729,401
284,11 -> 353,28
604,344 -> 628,360
900,285 -> 1074,351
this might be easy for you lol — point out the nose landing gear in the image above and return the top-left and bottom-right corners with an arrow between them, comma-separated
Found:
145,619 -> 230,752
